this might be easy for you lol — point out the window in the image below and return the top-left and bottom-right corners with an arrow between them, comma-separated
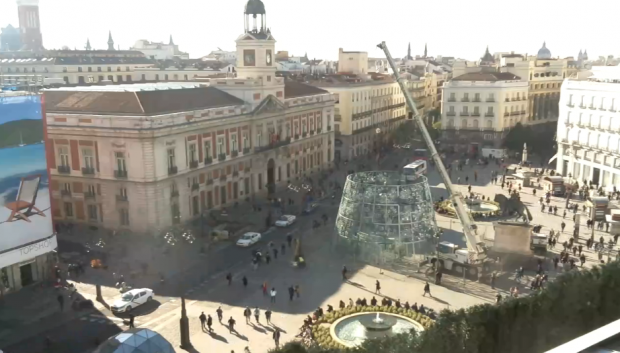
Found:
97,67 -> 102,72
243,133 -> 249,149
473,107 -> 480,114
486,120 -> 493,129
63,183 -> 71,193
64,202 -> 73,217
474,93 -> 480,101
461,120 -> 467,128
88,205 -> 98,221
126,66 -> 130,72
119,209 -> 130,226
83,149 -> 94,169
462,106 -> 469,113
78,67 -> 83,72
120,187 -> 128,199
472,120 -> 479,128
87,67 -> 92,72
117,67 -> 121,72
115,152 -> 126,172
59,146 -> 70,167
463,93 -> 469,99
257,131 -> 262,146
217,137 -> 225,154
231,134 -> 238,152
189,144 -> 197,163
167,148 -> 176,167
107,67 -> 111,72
448,106 -> 455,113
204,140 -> 212,158
487,107 -> 494,114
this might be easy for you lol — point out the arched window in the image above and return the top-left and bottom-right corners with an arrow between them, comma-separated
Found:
447,119 -> 454,128
461,119 -> 467,128
472,120 -> 479,128
486,120 -> 493,129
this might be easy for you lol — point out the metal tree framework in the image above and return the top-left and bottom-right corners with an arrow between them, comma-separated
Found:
335,171 -> 438,267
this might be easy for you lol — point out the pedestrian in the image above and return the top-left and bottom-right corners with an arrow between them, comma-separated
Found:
496,292 -> 502,304
273,248 -> 278,259
578,244 -> 583,256
128,313 -> 135,328
467,184 -> 471,193
226,273 -> 232,286
580,254 -> 586,267
207,314 -> 213,332
57,294 -> 64,311
288,285 -> 295,301
228,316 -> 236,333
265,309 -> 272,324
254,307 -> 260,324
490,272 -> 496,289
474,171 -> 478,182
217,306 -> 223,322
242,276 -> 248,288
281,243 -> 286,255
342,265 -> 348,281
262,281 -> 268,296
287,234 -> 292,248
244,307 -> 251,324
270,288 -> 277,303
273,328 -> 281,348
465,176 -> 469,183
423,281 -> 432,297
199,312 -> 207,331
375,280 -> 381,294
561,221 -> 566,233
266,254 -> 271,264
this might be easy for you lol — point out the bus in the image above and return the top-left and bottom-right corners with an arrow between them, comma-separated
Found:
403,160 -> 427,181
413,148 -> 428,161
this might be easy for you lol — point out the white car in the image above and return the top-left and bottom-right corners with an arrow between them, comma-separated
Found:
236,232 -> 261,247
275,215 -> 296,227
111,288 -> 154,313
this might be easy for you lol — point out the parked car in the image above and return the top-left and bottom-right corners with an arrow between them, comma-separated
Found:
111,288 -> 154,313
236,232 -> 262,247
275,215 -> 296,227
303,203 -> 319,215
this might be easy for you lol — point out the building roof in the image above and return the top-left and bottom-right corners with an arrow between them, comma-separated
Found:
245,0 -> 266,14
537,42 -> 552,59
452,72 -> 521,81
284,80 -> 329,98
44,84 -> 245,115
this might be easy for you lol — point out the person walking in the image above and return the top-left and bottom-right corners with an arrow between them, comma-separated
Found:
128,313 -> 135,329
226,273 -> 232,286
423,281 -> 432,297
265,309 -> 272,324
490,272 -> 496,289
244,307 -> 251,324
266,254 -> 271,264
216,306 -> 223,322
57,294 -> 64,312
288,286 -> 295,301
273,328 -> 281,348
270,288 -> 277,303
254,307 -> 260,324
375,280 -> 381,294
228,316 -> 236,333
281,243 -> 286,256
342,265 -> 348,281
242,276 -> 248,288
207,314 -> 213,332
287,234 -> 292,248
273,248 -> 278,260
199,312 -> 207,331
561,221 -> 566,233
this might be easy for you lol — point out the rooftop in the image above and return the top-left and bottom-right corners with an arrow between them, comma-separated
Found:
299,73 -> 395,88
452,72 -> 521,82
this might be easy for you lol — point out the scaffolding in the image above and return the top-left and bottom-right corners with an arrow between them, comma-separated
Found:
335,171 -> 438,267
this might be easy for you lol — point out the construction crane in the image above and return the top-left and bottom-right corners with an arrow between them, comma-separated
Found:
377,42 -> 490,277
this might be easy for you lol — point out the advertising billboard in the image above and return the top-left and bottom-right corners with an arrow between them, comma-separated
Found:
0,93 -> 56,269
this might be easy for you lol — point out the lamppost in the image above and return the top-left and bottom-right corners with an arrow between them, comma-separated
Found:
179,296 -> 192,349
375,128 -> 382,165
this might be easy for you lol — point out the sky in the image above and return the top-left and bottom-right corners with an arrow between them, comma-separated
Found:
0,0 -> 618,61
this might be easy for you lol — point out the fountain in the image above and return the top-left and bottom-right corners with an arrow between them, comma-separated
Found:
332,312 -> 423,347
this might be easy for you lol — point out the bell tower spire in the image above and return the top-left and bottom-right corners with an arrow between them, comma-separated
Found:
107,31 -> 115,51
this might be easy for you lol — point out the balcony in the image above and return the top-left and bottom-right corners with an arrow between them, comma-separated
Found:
242,147 -> 251,154
231,150 -> 239,158
486,98 -> 495,103
204,157 -> 213,165
219,174 -> 227,182
567,103 -> 575,107
84,192 -> 96,199
170,190 -> 179,198
191,183 -> 199,191
317,127 -> 322,133
511,98 -> 517,101
471,112 -> 480,117
459,112 -> 469,117
233,171 -> 239,178
168,166 -> 178,175
334,115 -> 342,122
448,98 -> 456,102
327,126 -> 332,131
309,130 -> 315,135
189,160 -> 198,169
504,113 -> 509,117
505,98 -> 510,102
294,134 -> 300,139
206,179 -> 214,185
218,153 -> 226,162
114,170 -> 128,179
484,113 -> 494,117
589,106 -> 597,110
446,112 -> 456,117
302,132 -> 308,138
60,190 -> 72,197
520,110 -> 527,115
254,137 -> 291,153
473,98 -> 481,102
81,167 -> 95,175
58,165 -> 71,174
116,195 -> 128,204
461,98 -> 470,102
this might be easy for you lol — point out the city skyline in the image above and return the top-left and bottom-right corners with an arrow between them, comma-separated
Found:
0,0 -> 617,61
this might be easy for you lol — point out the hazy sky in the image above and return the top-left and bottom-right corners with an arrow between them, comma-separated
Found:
0,0 -> 617,61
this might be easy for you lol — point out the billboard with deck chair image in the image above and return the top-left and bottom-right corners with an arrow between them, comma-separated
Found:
0,94 -> 53,257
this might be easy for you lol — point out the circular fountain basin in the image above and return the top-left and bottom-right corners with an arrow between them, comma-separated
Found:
331,312 -> 424,348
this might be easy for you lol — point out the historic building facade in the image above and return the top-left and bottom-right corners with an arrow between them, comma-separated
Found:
556,66 -> 620,188
43,0 -> 335,233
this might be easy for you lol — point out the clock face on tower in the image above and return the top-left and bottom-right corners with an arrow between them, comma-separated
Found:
266,49 -> 273,66
243,49 -> 256,67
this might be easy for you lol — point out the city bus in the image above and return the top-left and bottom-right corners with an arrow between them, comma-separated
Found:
413,148 -> 428,161
403,160 -> 427,181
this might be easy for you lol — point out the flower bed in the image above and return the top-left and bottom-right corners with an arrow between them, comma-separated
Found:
434,199 -> 501,219
308,305 -> 435,349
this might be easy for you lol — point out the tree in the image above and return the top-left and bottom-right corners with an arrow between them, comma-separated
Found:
503,123 -> 556,158
427,108 -> 441,125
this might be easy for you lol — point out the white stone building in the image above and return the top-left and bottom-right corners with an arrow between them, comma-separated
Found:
43,0 -> 335,233
130,37 -> 189,60
556,66 -> 620,188
440,71 -> 528,155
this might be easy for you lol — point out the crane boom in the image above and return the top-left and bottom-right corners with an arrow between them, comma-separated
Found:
377,41 -> 486,261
